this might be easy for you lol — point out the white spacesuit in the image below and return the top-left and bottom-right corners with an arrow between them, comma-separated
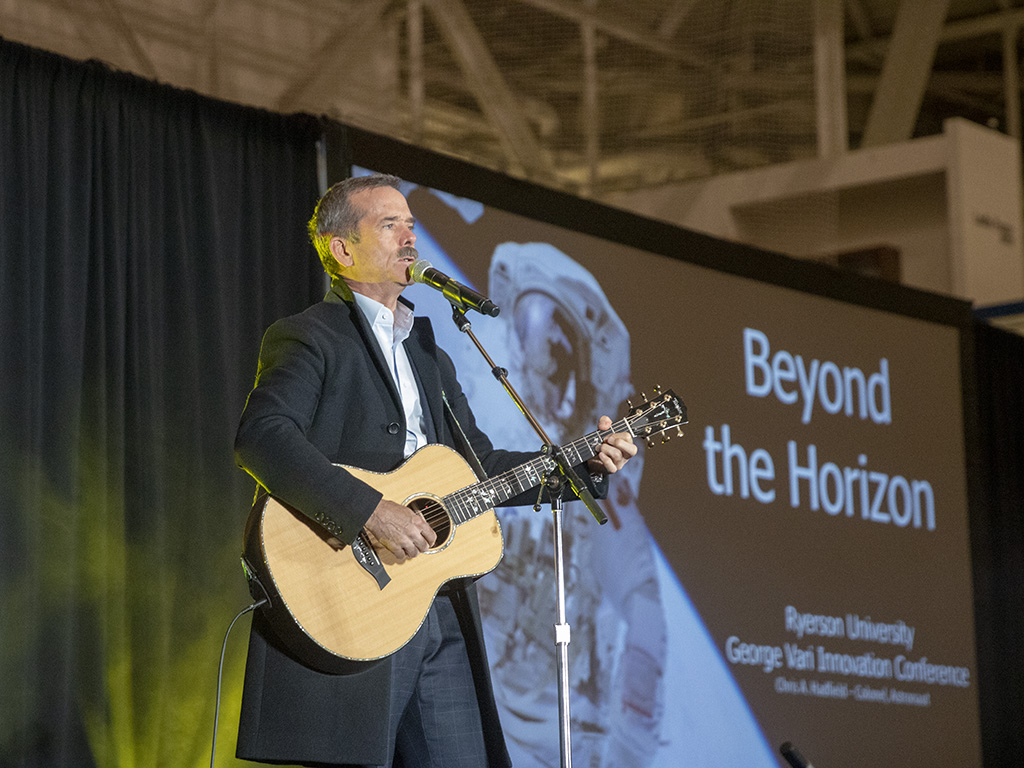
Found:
470,242 -> 667,768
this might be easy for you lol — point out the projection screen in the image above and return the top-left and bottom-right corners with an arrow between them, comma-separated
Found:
353,163 -> 981,768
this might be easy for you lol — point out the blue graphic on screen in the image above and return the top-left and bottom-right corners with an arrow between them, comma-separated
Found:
355,169 -> 777,768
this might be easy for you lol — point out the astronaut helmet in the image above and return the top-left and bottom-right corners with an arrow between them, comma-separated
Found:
488,242 -> 632,441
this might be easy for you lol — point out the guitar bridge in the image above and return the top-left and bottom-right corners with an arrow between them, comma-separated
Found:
351,531 -> 391,591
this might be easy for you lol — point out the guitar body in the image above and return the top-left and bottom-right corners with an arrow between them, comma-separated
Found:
241,388 -> 686,675
244,444 -> 503,674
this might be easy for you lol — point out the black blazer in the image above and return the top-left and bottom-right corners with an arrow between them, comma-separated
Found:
234,280 -> 604,766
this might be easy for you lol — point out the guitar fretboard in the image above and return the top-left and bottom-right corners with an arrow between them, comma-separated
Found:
442,417 -> 632,525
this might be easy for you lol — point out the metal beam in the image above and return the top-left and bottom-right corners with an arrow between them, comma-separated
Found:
277,0 -> 392,112
1004,25 -> 1021,137
814,0 -> 848,157
512,0 -> 707,68
555,145 -> 713,190
408,0 -> 425,144
861,0 -> 950,147
999,0 -> 1019,138
424,0 -> 552,179
656,0 -> 700,40
727,69 -> 1005,99
581,0 -> 599,195
633,99 -> 812,141
844,0 -> 874,40
848,8 -> 1024,62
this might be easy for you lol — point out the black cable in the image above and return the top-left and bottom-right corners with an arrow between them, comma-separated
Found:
211,599 -> 266,768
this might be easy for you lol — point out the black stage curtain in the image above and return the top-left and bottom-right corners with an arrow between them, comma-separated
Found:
0,39 -> 322,766
972,322 -> 1024,768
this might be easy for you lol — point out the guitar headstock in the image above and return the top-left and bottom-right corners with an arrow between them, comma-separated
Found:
625,387 -> 688,448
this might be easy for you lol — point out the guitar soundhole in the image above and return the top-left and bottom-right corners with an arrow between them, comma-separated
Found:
408,497 -> 451,548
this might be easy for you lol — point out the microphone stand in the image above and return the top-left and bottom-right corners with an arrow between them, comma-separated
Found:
448,301 -> 606,768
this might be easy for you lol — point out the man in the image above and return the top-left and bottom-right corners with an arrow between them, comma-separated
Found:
234,173 -> 636,767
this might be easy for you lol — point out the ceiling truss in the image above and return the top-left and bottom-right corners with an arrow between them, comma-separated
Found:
4,0 -> 1024,196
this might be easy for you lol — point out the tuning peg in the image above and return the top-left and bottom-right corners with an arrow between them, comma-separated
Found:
653,385 -> 662,395
676,427 -> 685,438
645,437 -> 655,448
626,397 -> 633,409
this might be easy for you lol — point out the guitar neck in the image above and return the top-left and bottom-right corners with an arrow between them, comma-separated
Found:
442,417 -> 632,525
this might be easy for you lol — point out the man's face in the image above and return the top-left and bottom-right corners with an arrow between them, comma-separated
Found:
333,185 -> 418,303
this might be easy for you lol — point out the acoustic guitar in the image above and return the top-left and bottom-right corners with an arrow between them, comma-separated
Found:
242,388 -> 686,674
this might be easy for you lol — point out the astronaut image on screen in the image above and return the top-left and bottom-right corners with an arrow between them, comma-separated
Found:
361,173 -> 779,768
472,243 -> 665,768
435,239 -> 778,768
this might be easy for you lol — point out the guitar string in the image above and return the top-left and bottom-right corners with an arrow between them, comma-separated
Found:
416,407 -> 677,529
416,406 -> 677,529
415,417 -> 634,530
411,401 -> 679,530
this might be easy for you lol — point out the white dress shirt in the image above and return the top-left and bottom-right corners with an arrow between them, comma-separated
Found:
351,292 -> 428,458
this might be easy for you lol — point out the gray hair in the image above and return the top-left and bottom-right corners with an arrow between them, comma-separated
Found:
307,173 -> 403,277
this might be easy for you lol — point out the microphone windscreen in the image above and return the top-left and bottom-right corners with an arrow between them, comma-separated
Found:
409,259 -> 433,283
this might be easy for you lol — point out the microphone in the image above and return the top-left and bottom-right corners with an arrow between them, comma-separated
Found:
780,742 -> 815,768
409,260 -> 500,317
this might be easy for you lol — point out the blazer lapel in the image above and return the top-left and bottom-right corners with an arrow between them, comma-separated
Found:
325,280 -> 404,414
405,316 -> 445,444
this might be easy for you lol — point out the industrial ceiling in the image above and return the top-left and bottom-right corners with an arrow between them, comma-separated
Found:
6,0 -> 1024,331
5,0 -> 1024,198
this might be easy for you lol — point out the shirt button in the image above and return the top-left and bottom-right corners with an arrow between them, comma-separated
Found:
387,422 -> 400,435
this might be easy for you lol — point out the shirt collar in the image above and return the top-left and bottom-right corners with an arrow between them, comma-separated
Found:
351,290 -> 415,346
